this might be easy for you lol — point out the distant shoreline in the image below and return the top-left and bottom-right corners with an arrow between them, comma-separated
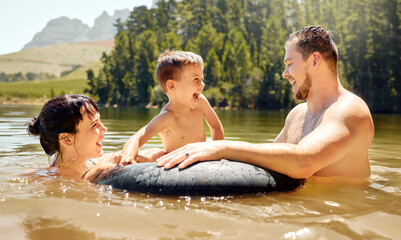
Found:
0,97 -> 46,106
0,97 -> 235,111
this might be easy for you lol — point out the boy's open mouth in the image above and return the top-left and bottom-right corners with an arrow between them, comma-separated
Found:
193,92 -> 201,102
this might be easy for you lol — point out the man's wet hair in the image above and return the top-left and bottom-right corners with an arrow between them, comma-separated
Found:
285,26 -> 338,74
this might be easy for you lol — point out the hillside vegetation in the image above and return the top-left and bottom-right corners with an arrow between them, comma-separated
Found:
0,59 -> 104,104
0,41 -> 113,76
0,41 -> 111,104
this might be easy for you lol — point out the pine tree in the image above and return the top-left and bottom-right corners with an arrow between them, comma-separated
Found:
84,0 -> 401,112
135,30 -> 159,105
258,0 -> 287,109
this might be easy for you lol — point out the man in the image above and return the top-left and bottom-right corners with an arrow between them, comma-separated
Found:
156,26 -> 374,179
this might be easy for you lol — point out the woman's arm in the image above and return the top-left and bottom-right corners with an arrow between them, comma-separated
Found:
83,153 -> 135,182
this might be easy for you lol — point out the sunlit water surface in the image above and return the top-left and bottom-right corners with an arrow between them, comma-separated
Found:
0,105 -> 400,239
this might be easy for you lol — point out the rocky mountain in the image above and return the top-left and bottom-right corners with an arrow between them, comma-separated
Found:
23,17 -> 90,49
84,9 -> 130,42
23,9 -> 130,50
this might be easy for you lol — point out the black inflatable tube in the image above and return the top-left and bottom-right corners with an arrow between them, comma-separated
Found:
96,161 -> 305,196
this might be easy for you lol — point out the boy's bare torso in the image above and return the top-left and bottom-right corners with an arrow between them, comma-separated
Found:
159,104 -> 206,153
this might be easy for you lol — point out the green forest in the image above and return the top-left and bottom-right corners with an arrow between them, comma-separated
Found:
85,0 -> 401,113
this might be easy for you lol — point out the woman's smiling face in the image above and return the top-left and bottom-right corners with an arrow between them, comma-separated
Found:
73,106 -> 108,161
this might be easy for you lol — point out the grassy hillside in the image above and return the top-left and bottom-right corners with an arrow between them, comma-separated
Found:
0,61 -> 104,104
0,41 -> 111,104
0,41 -> 113,76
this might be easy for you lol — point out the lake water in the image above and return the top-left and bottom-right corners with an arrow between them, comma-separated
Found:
0,104 -> 400,239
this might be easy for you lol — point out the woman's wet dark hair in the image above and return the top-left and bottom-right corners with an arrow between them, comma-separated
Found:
27,94 -> 99,156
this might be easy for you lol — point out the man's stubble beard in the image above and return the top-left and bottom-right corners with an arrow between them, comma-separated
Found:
295,71 -> 312,101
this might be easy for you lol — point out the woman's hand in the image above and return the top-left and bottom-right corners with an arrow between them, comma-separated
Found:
84,153 -> 136,182
109,153 -> 136,165
156,140 -> 227,169
135,148 -> 166,163
97,152 -> 136,165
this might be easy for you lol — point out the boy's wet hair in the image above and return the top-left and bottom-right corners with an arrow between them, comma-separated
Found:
155,50 -> 204,91
285,25 -> 338,74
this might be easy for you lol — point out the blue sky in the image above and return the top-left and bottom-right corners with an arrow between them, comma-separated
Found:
0,0 -> 152,55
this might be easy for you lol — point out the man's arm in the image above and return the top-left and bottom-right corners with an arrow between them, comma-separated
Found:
222,118 -> 359,178
200,94 -> 224,140
274,103 -> 303,143
157,103 -> 372,178
273,127 -> 287,143
122,112 -> 170,158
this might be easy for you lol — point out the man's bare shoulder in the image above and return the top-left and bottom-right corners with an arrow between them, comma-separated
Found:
336,90 -> 372,120
332,89 -> 374,136
285,102 -> 307,123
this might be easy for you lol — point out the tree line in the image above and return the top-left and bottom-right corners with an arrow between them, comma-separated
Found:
85,0 -> 401,113
0,72 -> 55,82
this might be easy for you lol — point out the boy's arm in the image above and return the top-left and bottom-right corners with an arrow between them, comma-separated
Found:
200,94 -> 224,140
122,112 -> 170,158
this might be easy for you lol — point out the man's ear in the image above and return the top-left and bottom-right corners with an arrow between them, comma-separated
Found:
59,133 -> 74,146
166,79 -> 175,90
311,51 -> 322,69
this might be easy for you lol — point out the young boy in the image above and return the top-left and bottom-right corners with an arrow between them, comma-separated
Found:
122,50 -> 224,162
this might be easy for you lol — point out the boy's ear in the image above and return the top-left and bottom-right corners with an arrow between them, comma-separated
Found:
59,133 -> 74,146
166,79 -> 175,90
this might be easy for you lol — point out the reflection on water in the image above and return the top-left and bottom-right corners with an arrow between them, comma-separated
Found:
0,105 -> 400,239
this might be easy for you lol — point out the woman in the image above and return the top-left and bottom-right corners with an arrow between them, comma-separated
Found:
27,94 -> 135,182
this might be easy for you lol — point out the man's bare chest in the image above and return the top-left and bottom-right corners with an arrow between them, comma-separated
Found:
286,117 -> 305,144
286,111 -> 324,144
